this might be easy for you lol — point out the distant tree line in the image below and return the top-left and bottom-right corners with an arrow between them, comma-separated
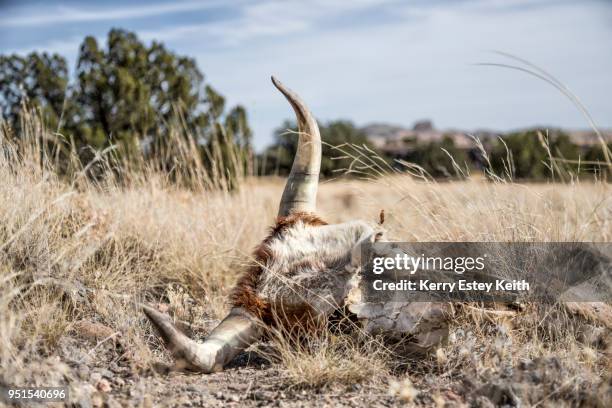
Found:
376,130 -> 609,180
0,29 -> 251,185
259,123 -> 609,180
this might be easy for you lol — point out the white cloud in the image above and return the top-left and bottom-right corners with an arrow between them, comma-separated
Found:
141,0 -> 399,46
0,0 -> 238,28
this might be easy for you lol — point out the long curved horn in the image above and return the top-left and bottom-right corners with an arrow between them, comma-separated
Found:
272,76 -> 321,216
143,305 -> 261,373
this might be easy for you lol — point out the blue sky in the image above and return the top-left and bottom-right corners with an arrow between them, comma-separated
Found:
1,0 -> 611,150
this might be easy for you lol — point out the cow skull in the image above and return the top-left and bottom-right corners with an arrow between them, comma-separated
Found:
143,77 -> 448,373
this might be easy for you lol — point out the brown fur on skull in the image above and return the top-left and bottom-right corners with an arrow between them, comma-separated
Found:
143,77 -> 449,373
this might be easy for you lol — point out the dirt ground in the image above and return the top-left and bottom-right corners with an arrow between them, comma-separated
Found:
46,309 -> 610,408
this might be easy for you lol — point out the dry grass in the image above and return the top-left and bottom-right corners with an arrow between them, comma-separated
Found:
261,320 -> 389,388
0,113 -> 610,406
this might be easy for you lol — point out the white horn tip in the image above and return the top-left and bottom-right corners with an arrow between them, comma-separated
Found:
271,75 -> 286,93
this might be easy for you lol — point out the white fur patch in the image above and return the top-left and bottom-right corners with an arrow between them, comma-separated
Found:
257,220 -> 376,316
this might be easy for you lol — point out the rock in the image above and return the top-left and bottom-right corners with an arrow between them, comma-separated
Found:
77,364 -> 90,380
143,395 -> 154,408
98,368 -> 113,379
96,378 -> 112,393
73,320 -> 118,342
473,395 -> 496,408
105,395 -> 122,408
72,383 -> 97,408
249,391 -> 267,401
75,394 -> 93,408
91,392 -> 104,408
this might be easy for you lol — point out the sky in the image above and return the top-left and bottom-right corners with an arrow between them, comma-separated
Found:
1,0 -> 611,150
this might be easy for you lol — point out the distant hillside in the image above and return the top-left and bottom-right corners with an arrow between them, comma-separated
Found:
361,120 -> 610,156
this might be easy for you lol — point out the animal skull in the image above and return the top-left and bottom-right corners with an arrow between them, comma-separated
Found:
143,77 -> 449,373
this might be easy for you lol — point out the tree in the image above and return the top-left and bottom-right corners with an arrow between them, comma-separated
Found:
72,29 -> 211,154
489,130 -> 580,179
407,135 -> 468,178
225,105 -> 252,148
0,52 -> 69,132
261,120 -> 384,177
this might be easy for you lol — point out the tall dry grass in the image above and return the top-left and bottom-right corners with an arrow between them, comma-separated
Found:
0,112 -> 270,395
0,109 -> 610,404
